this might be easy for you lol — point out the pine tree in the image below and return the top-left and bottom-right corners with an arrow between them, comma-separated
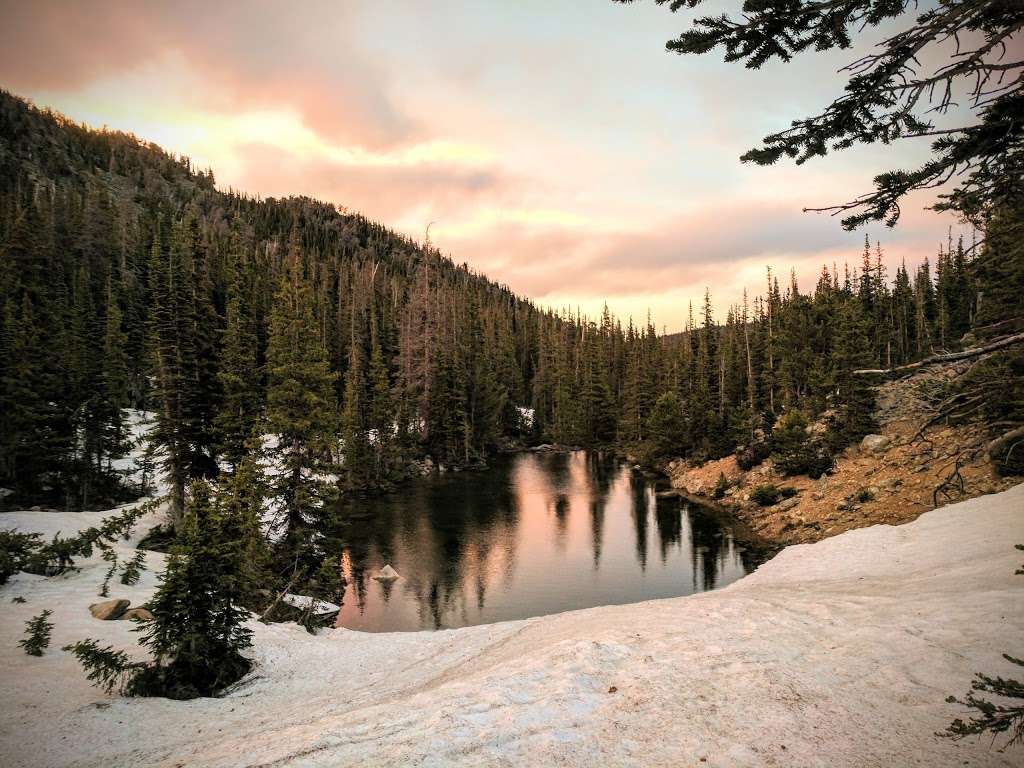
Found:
367,324 -> 398,484
264,242 -> 338,543
341,330 -> 372,490
134,480 -> 253,698
101,276 -> 131,466
213,244 -> 261,470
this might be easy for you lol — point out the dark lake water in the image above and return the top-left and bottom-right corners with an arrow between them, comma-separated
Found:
330,450 -> 763,632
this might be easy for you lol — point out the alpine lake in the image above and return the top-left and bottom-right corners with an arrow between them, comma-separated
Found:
328,449 -> 769,632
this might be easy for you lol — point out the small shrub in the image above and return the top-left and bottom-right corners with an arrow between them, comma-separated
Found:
751,485 -> 782,507
736,441 -> 770,471
751,484 -> 798,507
854,488 -> 875,504
19,610 -> 53,656
712,472 -> 729,500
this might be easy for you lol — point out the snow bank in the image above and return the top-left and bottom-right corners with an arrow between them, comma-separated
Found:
1,485 -> 1023,767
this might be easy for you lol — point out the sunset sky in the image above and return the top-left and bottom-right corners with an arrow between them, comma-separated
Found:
0,0 -> 975,330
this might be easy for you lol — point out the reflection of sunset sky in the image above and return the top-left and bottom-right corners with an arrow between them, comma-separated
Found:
0,1 -> 977,330
334,452 -> 752,632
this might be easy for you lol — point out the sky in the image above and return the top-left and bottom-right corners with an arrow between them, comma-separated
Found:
0,0 -> 977,331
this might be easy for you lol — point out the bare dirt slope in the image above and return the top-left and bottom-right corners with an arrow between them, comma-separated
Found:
2,485 -> 1023,767
667,361 -> 1016,545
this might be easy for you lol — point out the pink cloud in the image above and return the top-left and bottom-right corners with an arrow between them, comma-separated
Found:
0,1 -> 416,149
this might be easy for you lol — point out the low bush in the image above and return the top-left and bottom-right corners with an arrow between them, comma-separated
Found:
751,485 -> 778,506
854,488 -> 875,503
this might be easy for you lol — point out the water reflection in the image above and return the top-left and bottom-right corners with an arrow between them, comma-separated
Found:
328,450 -> 761,632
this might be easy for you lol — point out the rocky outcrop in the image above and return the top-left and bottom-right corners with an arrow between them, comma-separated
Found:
663,363 -> 1013,546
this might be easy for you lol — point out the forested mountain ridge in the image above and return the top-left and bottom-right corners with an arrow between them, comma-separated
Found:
1,89 -> 1019,528
0,90 -> 545,512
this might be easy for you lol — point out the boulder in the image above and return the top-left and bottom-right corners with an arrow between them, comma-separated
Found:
777,497 -> 800,512
119,607 -> 154,622
89,599 -> 130,620
860,434 -> 892,454
373,564 -> 400,582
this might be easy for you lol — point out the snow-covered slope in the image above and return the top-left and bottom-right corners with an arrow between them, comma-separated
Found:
1,485 -> 1022,767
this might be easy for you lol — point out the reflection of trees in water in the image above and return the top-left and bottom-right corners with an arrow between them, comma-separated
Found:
587,452 -> 614,568
654,498 -> 683,564
541,451 -> 573,492
687,505 -> 731,592
628,473 -> 650,571
553,494 -> 569,551
334,464 -> 521,628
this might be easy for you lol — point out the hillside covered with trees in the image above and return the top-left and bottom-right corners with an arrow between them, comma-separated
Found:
2,88 -> 1015,531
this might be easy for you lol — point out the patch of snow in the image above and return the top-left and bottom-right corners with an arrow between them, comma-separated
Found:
516,406 -> 535,429
1,485 -> 1022,767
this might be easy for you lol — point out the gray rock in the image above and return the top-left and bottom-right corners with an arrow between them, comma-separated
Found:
860,434 -> 891,454
777,497 -> 800,512
89,599 -> 130,620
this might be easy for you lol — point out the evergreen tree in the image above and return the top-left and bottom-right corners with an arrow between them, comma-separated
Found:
642,392 -> 688,465
264,244 -> 338,543
213,243 -> 261,469
134,480 -> 253,698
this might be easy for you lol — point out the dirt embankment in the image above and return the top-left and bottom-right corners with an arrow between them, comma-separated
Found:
666,362 -> 1017,546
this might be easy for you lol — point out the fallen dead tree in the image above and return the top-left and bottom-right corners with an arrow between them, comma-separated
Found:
854,332 -> 1024,377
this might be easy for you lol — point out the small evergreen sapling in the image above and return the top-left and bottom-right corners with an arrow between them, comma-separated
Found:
119,550 -> 146,586
19,610 -> 53,656
65,481 -> 256,699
